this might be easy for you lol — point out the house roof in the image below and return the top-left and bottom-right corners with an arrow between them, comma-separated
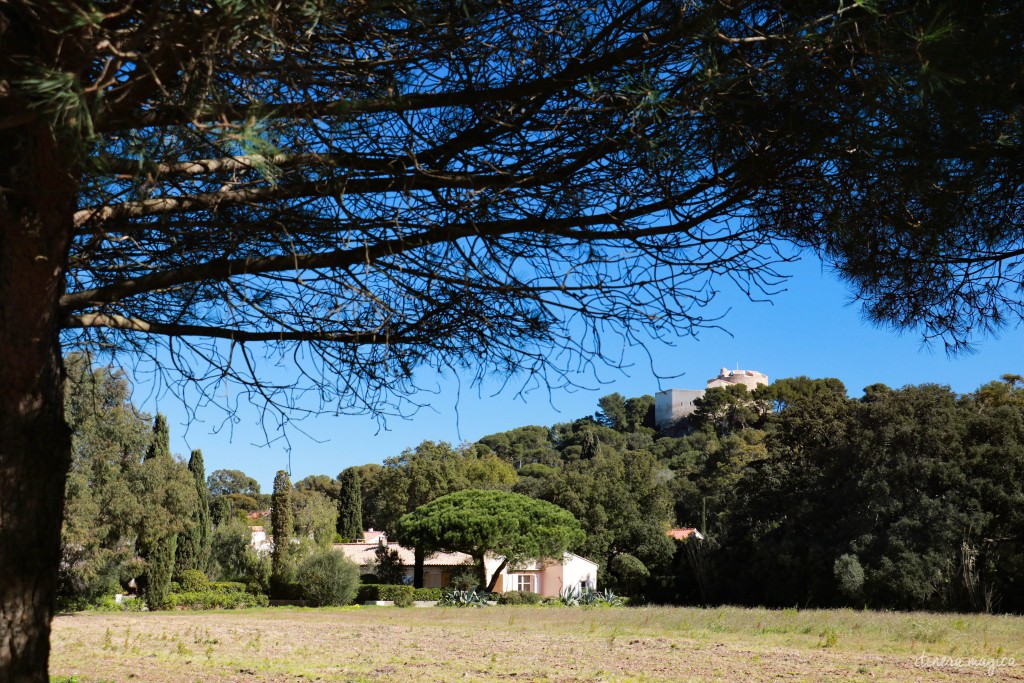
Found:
336,542 -> 600,574
563,552 -> 599,569
334,542 -> 475,568
362,529 -> 387,544
667,527 -> 704,541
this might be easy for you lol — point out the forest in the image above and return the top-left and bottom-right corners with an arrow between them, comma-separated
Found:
62,353 -> 1024,614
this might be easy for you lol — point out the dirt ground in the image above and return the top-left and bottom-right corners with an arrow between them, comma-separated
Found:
50,605 -> 1024,682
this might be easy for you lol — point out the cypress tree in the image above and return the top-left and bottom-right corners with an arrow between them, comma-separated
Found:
271,469 -> 294,595
336,469 -> 363,541
145,413 -> 171,461
176,449 -> 212,574
141,535 -> 177,610
139,413 -> 178,606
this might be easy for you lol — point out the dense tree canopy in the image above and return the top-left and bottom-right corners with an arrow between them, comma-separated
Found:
56,365 -> 1024,618
207,470 -> 261,497
3,1 -> 1024,679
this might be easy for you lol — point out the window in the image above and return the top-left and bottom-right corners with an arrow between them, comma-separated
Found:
516,574 -> 534,592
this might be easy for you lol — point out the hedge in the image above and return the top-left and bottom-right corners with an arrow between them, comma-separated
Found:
497,590 -> 543,605
412,587 -> 443,601
89,595 -> 146,612
209,581 -> 248,594
356,584 -> 414,606
167,590 -> 269,609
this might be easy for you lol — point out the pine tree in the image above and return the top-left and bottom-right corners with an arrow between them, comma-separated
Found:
271,470 -> 294,595
176,449 -> 212,574
336,469 -> 363,541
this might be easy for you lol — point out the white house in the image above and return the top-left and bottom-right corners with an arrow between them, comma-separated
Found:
335,531 -> 597,597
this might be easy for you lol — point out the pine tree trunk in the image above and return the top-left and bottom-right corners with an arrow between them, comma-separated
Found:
0,120 -> 77,682
413,546 -> 425,588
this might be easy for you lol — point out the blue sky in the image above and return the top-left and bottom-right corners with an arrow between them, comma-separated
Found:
136,254 -> 1024,491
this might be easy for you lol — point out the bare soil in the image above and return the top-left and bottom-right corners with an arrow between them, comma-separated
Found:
50,605 -> 1024,682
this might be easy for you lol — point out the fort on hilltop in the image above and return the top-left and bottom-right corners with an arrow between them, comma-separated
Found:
655,367 -> 769,430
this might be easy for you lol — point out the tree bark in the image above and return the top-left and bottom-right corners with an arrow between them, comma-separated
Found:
486,558 -> 509,594
413,546 -> 425,589
0,116 -> 77,681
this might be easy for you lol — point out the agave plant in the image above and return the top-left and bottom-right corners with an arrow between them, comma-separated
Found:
439,589 -> 490,607
559,586 -> 624,607
558,585 -> 581,606
599,588 -> 624,606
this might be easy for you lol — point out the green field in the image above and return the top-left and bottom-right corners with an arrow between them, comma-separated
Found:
50,605 -> 1023,682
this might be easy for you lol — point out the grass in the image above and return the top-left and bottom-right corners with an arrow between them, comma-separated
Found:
50,604 -> 1023,682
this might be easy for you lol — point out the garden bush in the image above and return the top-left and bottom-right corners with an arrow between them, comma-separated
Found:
209,581 -> 247,594
498,590 -> 542,605
356,583 -> 415,606
448,570 -> 481,591
167,590 -> 269,609
296,550 -> 360,607
89,595 -> 146,612
412,587 -> 443,601
178,569 -> 209,592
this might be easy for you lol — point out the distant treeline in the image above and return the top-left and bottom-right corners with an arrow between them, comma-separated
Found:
60,352 -> 1024,613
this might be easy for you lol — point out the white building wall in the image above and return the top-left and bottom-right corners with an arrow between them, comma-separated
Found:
558,553 -> 598,593
655,388 -> 705,430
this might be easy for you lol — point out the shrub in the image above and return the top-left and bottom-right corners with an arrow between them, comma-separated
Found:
610,553 -> 649,586
558,586 -> 623,607
439,589 -> 490,607
448,570 -> 481,591
356,583 -> 416,606
178,569 -> 209,593
167,590 -> 269,609
209,581 -> 247,594
355,584 -> 378,603
373,544 -> 407,585
380,584 -> 414,607
498,590 -> 542,605
89,595 -> 146,612
412,587 -> 443,601
834,554 -> 865,601
296,550 -> 360,607
356,583 -> 415,606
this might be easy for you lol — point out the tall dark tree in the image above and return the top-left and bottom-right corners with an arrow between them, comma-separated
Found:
336,469 -> 363,542
144,414 -> 171,462
134,414 -> 195,610
3,2 -> 1024,679
58,354 -> 149,608
176,449 -> 212,575
270,470 -> 294,595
